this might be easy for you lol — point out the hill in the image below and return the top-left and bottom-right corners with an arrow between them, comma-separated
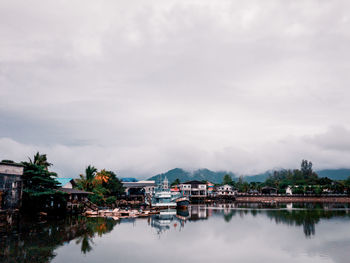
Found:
148,168 -> 350,184
316,169 -> 350,181
148,168 -> 235,184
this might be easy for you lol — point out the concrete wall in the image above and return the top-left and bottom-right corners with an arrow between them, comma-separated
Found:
0,174 -> 22,210
235,195 -> 350,203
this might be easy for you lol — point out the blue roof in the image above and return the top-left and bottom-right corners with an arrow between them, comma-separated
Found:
121,177 -> 138,182
56,178 -> 74,186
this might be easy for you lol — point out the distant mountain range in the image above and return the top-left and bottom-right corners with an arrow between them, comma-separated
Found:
148,168 -> 350,184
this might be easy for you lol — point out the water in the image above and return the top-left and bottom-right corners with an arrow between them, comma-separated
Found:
1,203 -> 350,263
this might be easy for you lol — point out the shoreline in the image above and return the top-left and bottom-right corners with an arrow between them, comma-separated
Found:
234,195 -> 350,203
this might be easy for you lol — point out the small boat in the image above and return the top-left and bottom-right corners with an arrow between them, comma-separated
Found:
174,196 -> 190,209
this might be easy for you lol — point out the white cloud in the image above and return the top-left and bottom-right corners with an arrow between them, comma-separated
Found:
1,0 -> 350,178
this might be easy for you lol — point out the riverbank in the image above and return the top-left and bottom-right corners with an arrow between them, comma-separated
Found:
235,195 -> 350,203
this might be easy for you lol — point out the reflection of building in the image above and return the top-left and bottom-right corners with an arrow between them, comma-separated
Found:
216,184 -> 237,196
216,203 -> 237,215
188,205 -> 208,220
0,162 -> 23,210
180,181 -> 207,197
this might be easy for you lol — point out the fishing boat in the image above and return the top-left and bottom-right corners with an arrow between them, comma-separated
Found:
174,196 -> 190,209
148,177 -> 177,209
148,177 -> 190,209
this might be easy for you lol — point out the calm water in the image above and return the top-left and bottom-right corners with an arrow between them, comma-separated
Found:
2,203 -> 350,263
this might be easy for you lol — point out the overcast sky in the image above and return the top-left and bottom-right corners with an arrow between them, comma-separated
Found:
1,0 -> 350,178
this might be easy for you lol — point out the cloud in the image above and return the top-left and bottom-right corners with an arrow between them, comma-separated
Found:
304,126 -> 350,152
1,0 -> 350,178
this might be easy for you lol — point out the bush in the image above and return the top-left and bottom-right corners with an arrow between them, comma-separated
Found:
105,196 -> 117,205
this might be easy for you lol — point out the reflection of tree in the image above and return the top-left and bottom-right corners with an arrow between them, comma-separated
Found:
214,203 -> 350,237
0,216 -> 119,262
76,235 -> 94,254
264,209 -> 347,237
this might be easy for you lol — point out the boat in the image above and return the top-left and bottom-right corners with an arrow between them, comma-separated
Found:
148,177 -> 177,209
174,196 -> 190,209
147,177 -> 190,209
150,188 -> 177,209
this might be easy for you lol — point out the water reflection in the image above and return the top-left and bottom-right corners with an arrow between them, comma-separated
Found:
149,203 -> 350,238
1,203 -> 350,262
0,216 -> 119,263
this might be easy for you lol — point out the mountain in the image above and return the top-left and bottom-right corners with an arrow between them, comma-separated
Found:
148,168 -> 350,184
148,168 -> 235,184
243,171 -> 271,183
316,169 -> 350,181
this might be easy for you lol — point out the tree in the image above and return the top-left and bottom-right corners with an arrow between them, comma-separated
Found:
80,168 -> 124,206
28,152 -> 52,170
21,153 -> 66,213
171,178 -> 181,186
78,165 -> 97,192
223,174 -> 233,185
102,170 -> 124,196
301,159 -> 313,177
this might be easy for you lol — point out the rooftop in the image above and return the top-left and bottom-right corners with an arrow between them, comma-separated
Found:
58,188 -> 92,195
56,178 -> 74,187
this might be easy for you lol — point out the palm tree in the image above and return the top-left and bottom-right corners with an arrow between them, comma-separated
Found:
28,152 -> 52,170
78,165 -> 97,191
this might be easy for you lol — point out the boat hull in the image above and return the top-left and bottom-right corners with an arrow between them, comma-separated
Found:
175,197 -> 190,209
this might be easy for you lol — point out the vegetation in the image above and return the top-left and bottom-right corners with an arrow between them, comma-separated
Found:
77,167 -> 124,206
221,160 -> 350,195
171,178 -> 181,186
8,152 -> 125,212
21,152 -> 66,214
223,174 -> 233,185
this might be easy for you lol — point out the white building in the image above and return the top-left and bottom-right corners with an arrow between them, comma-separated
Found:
216,184 -> 236,196
180,181 -> 207,197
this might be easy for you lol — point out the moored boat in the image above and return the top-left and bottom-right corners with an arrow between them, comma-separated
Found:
174,196 -> 190,209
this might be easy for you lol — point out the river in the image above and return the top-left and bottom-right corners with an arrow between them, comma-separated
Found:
1,203 -> 350,263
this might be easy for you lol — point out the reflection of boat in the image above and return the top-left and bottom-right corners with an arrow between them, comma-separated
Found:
151,209 -> 177,233
176,208 -> 190,220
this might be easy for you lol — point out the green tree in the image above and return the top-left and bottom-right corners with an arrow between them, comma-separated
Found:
223,174 -> 233,185
78,165 -> 97,192
28,152 -> 52,170
102,171 -> 124,196
301,159 -> 313,177
21,153 -> 66,213
171,178 -> 181,186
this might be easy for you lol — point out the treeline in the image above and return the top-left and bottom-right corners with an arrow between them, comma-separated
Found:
3,152 -> 124,214
221,160 -> 350,195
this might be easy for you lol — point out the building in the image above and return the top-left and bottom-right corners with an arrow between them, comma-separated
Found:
122,180 -> 156,196
57,178 -> 76,189
56,178 -> 92,212
216,184 -> 236,196
261,186 -> 277,195
180,180 -> 207,197
206,181 -> 215,196
0,161 -> 23,210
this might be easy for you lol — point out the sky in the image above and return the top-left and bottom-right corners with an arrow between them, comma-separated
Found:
1,0 -> 350,178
